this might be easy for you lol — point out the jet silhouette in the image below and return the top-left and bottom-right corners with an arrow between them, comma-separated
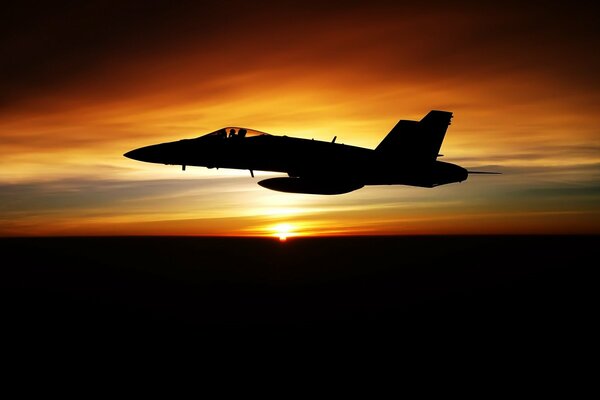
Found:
125,110 -> 495,194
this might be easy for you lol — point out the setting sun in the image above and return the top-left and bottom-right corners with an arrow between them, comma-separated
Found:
273,223 -> 295,241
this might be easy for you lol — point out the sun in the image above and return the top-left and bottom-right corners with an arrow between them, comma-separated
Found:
273,223 -> 294,241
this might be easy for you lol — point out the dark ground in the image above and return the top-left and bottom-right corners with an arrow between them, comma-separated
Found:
1,236 -> 596,360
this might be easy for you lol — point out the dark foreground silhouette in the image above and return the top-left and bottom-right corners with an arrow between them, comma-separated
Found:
125,111 -> 497,194
2,236 -> 595,340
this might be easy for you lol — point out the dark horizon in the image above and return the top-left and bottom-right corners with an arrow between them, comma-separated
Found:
3,235 -> 595,332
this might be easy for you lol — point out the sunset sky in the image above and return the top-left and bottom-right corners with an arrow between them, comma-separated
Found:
1,0 -> 599,236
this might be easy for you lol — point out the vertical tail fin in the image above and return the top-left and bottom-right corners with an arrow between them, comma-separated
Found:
375,110 -> 453,163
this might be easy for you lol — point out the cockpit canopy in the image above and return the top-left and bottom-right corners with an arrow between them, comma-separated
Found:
201,127 -> 270,139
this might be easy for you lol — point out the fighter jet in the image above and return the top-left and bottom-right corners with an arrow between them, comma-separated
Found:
124,110 -> 496,195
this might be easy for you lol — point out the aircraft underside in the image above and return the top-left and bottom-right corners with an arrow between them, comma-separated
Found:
256,161 -> 468,194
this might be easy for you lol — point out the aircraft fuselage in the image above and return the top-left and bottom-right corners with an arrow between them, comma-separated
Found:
125,111 -> 476,194
125,133 -> 467,192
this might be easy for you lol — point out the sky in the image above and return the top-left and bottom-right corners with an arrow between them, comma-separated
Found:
1,0 -> 599,237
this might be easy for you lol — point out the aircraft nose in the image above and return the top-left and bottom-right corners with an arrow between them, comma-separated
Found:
124,148 -> 144,161
124,145 -> 163,163
124,142 -> 181,164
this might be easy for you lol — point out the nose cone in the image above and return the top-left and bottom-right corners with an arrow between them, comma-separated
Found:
123,144 -> 167,164
124,148 -> 143,161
